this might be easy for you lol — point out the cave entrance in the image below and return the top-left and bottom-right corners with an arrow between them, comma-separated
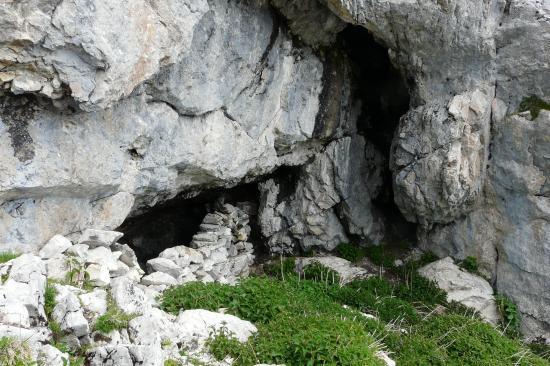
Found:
117,183 -> 262,264
339,25 -> 416,245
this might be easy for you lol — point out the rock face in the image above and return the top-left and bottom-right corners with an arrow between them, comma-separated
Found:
0,0 -> 549,339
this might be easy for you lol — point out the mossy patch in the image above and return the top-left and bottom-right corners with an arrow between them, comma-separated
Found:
518,95 -> 550,119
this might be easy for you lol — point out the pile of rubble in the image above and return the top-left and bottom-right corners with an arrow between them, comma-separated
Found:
146,203 -> 255,286
0,204 -> 260,365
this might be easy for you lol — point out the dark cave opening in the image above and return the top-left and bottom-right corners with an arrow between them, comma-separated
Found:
117,182 -> 262,264
339,25 -> 417,244
117,166 -> 302,264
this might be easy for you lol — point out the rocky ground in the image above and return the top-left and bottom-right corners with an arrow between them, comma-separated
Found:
1,0 -> 549,352
0,222 -> 548,365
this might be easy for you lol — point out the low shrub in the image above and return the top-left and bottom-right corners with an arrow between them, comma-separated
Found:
209,313 -> 384,366
496,294 -> 521,337
518,95 -> 550,119
94,297 -> 136,334
460,256 -> 479,274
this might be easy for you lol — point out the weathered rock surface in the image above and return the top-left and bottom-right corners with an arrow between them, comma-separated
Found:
0,0 -> 549,340
418,257 -> 500,325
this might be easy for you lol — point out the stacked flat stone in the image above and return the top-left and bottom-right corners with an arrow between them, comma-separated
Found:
145,203 -> 255,286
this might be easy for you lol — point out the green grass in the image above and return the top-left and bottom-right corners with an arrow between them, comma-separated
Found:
518,95 -> 550,119
161,257 -> 548,366
335,242 -> 366,263
93,296 -> 137,334
164,360 -> 182,366
0,252 -> 20,264
0,337 -> 34,366
389,314 -> 548,366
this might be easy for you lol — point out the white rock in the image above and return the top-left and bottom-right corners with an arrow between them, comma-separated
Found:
111,277 -> 152,315
52,284 -> 89,337
38,234 -> 72,259
8,254 -> 46,283
0,277 -> 46,321
66,244 -> 90,259
87,344 -> 163,366
175,309 -> 256,348
0,324 -> 51,347
86,264 -> 111,287
418,257 -> 500,324
79,289 -> 108,317
0,301 -> 30,327
37,344 -> 70,366
376,351 -> 396,366
78,229 -> 124,248
128,308 -> 178,346
146,257 -> 182,278
141,272 -> 177,286
86,247 -> 121,270
112,244 -> 141,268
110,261 -> 131,277
44,254 -> 70,282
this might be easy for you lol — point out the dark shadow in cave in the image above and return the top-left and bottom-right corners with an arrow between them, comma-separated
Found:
117,183 -> 260,264
116,166 -> 301,264
339,25 -> 417,245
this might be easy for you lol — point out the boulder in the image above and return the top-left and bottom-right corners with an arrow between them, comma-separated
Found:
87,344 -> 163,366
111,277 -> 153,315
79,289 -> 108,318
37,344 -> 70,366
38,235 -> 72,259
141,272 -> 177,287
418,257 -> 500,324
78,229 -> 124,249
146,258 -> 182,278
52,284 -> 89,338
127,308 -> 178,346
86,264 -> 111,287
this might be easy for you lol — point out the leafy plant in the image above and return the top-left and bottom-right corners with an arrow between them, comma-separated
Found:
94,296 -> 136,334
44,280 -> 57,319
65,256 -> 92,290
496,294 -> 521,337
518,95 -> 550,119
0,337 -> 34,366
335,242 -> 366,262
301,261 -> 340,285
0,251 -> 20,264
460,256 -> 479,274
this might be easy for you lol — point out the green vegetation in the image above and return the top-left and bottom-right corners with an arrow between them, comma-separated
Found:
518,95 -> 550,119
335,242 -> 366,262
529,342 -> 550,361
0,337 -> 34,366
496,294 -> 521,337
364,245 -> 396,268
44,280 -> 57,319
161,250 -> 548,366
388,314 -> 547,366
93,296 -> 136,334
65,256 -> 93,290
460,256 -> 479,274
0,251 -> 20,264
164,359 -> 182,366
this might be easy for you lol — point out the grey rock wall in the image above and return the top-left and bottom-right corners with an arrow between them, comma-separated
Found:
1,0 -> 549,338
